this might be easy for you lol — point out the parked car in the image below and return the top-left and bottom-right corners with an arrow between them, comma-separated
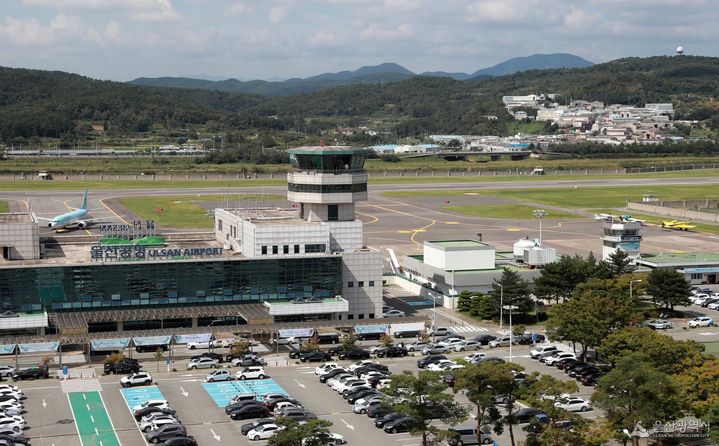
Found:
428,327 -> 450,337
133,400 -> 169,412
315,362 -> 339,375
120,372 -> 153,387
376,346 -> 407,358
236,367 -> 267,380
139,416 -> 180,432
554,397 -> 592,412
477,356 -> 505,364
543,352 -> 577,366
247,423 -> 283,441
488,336 -> 513,348
11,368 -> 47,381
383,310 -> 406,318
427,359 -> 456,372
240,418 -> 275,436
134,407 -> 176,421
104,359 -> 140,375
275,408 -> 317,422
146,424 -> 187,444
513,333 -> 546,345
300,351 -> 332,363
556,358 -> 580,370
191,352 -> 224,363
136,344 -> 168,353
530,345 -> 559,359
231,354 -> 266,367
227,404 -> 270,420
338,349 -> 370,361
417,354 -> 447,369
646,319 -> 673,330
421,344 -> 449,355
512,408 -> 547,424
454,340 -> 481,351
320,368 -> 349,383
375,412 -> 404,429
205,370 -> 232,382
156,437 -> 196,446
383,416 -> 417,433
186,357 -> 218,370
405,341 -> 428,352
472,335 -> 497,345
689,316 -> 715,328
448,425 -> 494,445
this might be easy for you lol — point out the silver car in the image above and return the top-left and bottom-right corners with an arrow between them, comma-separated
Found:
421,344 -> 449,355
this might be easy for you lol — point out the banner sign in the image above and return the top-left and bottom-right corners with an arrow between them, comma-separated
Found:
100,220 -> 156,240
173,333 -> 212,345
90,338 -> 131,351
278,328 -> 315,339
0,344 -> 15,355
91,245 -> 223,262
354,324 -> 389,335
132,336 -> 171,346
17,342 -> 59,353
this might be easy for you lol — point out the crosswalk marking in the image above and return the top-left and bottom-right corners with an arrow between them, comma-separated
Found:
450,325 -> 489,333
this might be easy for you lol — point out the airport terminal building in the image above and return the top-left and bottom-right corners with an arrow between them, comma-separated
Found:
0,146 -> 382,339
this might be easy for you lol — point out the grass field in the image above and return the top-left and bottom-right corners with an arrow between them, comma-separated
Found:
0,202 -> 7,213
0,169 -> 717,191
701,342 -> 719,357
119,194 -> 284,228
446,204 -> 580,219
385,184 -> 719,209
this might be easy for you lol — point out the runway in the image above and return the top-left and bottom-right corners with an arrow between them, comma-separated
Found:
2,175 -> 718,258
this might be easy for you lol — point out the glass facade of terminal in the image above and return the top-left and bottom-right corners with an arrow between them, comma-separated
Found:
0,257 -> 342,312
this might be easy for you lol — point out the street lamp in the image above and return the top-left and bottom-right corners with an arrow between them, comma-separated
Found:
533,209 -> 549,245
630,279 -> 642,300
498,284 -> 504,332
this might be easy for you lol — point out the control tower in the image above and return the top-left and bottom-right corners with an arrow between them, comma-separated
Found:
600,217 -> 643,260
287,146 -> 368,222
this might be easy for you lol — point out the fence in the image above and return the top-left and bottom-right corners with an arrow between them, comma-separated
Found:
627,202 -> 719,224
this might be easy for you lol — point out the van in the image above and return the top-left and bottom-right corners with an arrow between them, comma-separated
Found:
230,393 -> 257,404
448,425 -> 493,445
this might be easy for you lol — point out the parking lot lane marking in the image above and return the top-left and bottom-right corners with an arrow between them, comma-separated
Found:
68,391 -> 122,446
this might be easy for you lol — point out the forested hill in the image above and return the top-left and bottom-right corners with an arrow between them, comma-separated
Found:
238,56 -> 719,135
0,66 -> 262,140
1,56 -> 719,142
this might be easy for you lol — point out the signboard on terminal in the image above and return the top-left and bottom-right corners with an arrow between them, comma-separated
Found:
620,235 -> 643,242
91,245 -> 223,262
100,220 -> 156,240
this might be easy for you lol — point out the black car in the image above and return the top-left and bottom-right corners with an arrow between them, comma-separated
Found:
442,374 -> 455,387
145,424 -> 187,444
384,416 -> 417,433
417,354 -> 447,369
438,334 -> 465,341
288,346 -> 310,359
228,404 -> 270,420
354,363 -> 389,377
338,349 -> 370,360
277,408 -> 317,421
104,359 -> 140,375
367,405 -> 391,418
472,335 -> 497,345
512,408 -> 547,424
556,358 -> 580,370
327,346 -> 346,356
574,367 -> 600,380
300,351 -> 331,363
376,346 -> 407,358
564,361 -> 588,374
240,418 -> 275,435
367,374 -> 391,388
581,372 -> 606,386
513,333 -> 546,345
0,434 -> 29,445
567,364 -> 595,378
134,407 -> 176,421
264,397 -> 302,411
136,344 -> 169,353
12,368 -> 47,380
225,400 -> 264,414
320,368 -> 349,383
347,389 -> 380,404
157,437 -> 197,446
375,412 -> 404,428
190,352 -> 224,363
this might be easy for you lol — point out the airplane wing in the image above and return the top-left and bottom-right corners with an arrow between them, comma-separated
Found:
34,216 -> 52,222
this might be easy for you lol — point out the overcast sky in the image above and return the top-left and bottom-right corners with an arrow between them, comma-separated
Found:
0,0 -> 715,81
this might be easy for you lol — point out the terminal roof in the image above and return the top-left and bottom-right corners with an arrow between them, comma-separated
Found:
287,146 -> 367,155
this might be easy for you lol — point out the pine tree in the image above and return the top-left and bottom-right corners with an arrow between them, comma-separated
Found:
489,268 -> 532,316
477,295 -> 495,320
457,290 -> 473,313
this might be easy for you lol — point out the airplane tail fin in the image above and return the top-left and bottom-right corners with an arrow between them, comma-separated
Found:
81,189 -> 88,210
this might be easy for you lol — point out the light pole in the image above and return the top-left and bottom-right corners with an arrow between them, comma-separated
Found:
499,284 -> 504,332
533,209 -> 548,245
630,279 -> 642,301
509,303 -> 513,362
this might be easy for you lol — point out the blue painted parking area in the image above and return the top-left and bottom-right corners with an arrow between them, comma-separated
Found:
120,386 -> 167,410
202,379 -> 288,407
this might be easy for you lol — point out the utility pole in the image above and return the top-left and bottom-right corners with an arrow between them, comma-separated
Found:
533,209 -> 548,245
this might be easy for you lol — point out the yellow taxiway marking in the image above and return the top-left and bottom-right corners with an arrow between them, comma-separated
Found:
398,230 -> 412,234
412,229 -> 427,233
463,192 -> 479,195
99,198 -> 130,225
63,199 -> 92,235
506,228 -> 521,232
444,221 -> 460,225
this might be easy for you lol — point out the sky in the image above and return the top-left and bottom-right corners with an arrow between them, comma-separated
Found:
0,0 -> 716,81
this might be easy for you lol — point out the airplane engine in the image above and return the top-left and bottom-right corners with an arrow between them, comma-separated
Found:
77,221 -> 87,229
47,223 -> 53,228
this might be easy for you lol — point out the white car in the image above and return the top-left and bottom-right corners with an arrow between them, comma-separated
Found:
348,360 -> 377,372
186,341 -> 211,350
454,340 -> 481,351
708,302 -> 719,310
302,432 -> 346,445
465,352 -> 487,363
139,415 -> 179,432
140,412 -> 179,424
360,371 -> 387,381
0,386 -> 20,394
405,341 -> 428,352
337,380 -> 368,394
353,397 -> 382,414
377,379 -> 392,389
210,338 -> 236,348
0,367 -> 15,378
236,367 -> 266,380
0,416 -> 24,433
693,295 -> 712,305
689,316 -> 715,328
273,337 -> 300,345
248,424 -> 283,441
544,352 -> 577,366
120,372 -> 153,387
331,377 -> 362,391
427,360 -> 455,372
554,397 -> 592,412
272,401 -> 301,414
315,363 -> 339,375
132,399 -> 169,412
383,310 -> 405,318
206,370 -> 233,382
187,357 -> 219,370
0,402 -> 22,416
437,338 -> 464,348
530,345 -> 558,359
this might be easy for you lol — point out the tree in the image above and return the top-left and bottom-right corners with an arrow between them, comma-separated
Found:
268,418 -> 333,446
598,250 -> 636,278
379,333 -> 394,347
341,333 -> 358,352
457,290 -> 472,312
646,268 -> 691,310
454,362 -> 524,445
598,327 -> 704,374
476,295 -> 495,320
229,340 -> 250,358
674,358 -> 719,443
383,370 -> 468,446
104,352 -> 125,365
511,325 -> 526,337
469,294 -> 481,317
533,255 -> 597,303
592,355 -> 686,446
489,268 -> 532,318
154,347 -> 165,372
